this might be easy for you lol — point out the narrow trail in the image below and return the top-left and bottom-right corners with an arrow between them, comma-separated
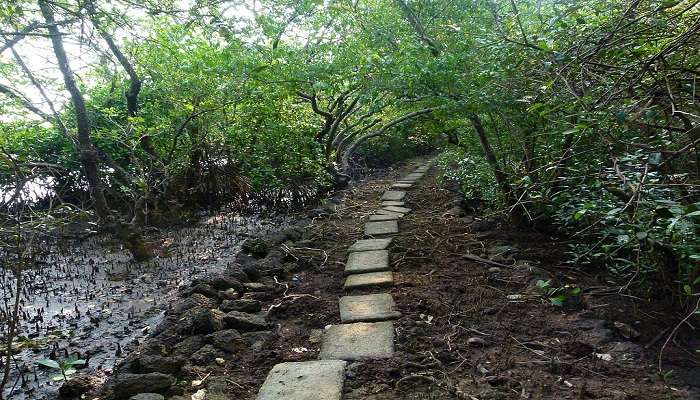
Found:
256,160 -> 434,399
97,157 -> 695,400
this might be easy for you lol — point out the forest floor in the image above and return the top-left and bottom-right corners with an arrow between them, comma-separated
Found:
78,157 -> 699,400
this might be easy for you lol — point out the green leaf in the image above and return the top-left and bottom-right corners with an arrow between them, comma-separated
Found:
549,296 -> 566,306
37,359 -> 60,369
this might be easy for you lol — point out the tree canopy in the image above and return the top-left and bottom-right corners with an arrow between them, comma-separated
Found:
1,0 -> 699,300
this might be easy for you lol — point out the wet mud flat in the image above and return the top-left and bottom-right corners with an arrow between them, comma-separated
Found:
0,211 -> 291,400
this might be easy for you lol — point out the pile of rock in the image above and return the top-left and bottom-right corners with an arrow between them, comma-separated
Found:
94,221 -> 314,399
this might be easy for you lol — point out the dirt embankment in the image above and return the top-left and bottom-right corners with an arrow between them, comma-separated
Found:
76,157 -> 697,400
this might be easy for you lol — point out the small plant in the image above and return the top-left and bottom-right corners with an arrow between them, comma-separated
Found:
536,280 -> 582,307
36,356 -> 86,381
659,369 -> 674,383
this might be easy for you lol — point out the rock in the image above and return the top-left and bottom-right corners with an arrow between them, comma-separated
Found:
129,394 -> 165,400
137,355 -> 185,375
223,311 -> 268,331
281,226 -> 304,242
189,308 -> 224,334
220,298 -> 262,313
59,374 -> 95,398
193,273 -> 244,292
613,321 -> 641,339
172,335 -> 205,357
183,283 -> 219,300
111,373 -> 175,400
234,252 -> 258,269
206,375 -> 229,393
206,329 -> 247,353
191,344 -> 221,365
242,331 -> 272,352
218,288 -> 239,300
243,282 -> 273,292
241,264 -> 262,281
223,265 -> 250,282
171,294 -> 217,314
241,238 -> 268,257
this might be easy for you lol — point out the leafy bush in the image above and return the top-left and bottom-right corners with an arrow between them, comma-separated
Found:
438,148 -> 503,208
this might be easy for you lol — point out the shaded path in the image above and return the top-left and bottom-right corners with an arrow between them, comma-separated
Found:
256,161 -> 434,399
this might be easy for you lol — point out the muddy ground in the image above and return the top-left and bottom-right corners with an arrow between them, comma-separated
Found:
34,157 -> 700,399
0,212 -> 291,399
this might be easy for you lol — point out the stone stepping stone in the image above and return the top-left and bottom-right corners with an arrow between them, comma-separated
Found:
345,250 -> 390,275
257,360 -> 347,400
369,214 -> 398,222
344,271 -> 393,290
399,177 -> 419,182
319,321 -> 394,360
382,206 -> 411,214
377,209 -> 404,218
339,293 -> 401,323
365,220 -> 398,235
404,173 -> 424,180
380,190 -> 406,201
381,200 -> 405,207
348,238 -> 392,252
391,183 -> 412,189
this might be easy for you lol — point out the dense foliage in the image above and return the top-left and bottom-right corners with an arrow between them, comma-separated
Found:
1,0 -> 698,303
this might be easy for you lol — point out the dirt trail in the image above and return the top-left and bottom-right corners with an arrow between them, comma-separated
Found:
80,157 -> 697,399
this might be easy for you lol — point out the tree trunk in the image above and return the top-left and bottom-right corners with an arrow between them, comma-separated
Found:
394,0 -> 441,56
468,113 -> 512,204
85,1 -> 156,158
40,0 -> 152,261
39,0 -> 110,221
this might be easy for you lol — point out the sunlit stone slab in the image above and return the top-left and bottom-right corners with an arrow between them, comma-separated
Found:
319,322 -> 394,360
257,360 -> 347,400
382,206 -> 411,214
365,220 -> 399,235
339,294 -> 401,323
369,214 -> 398,222
344,271 -> 394,290
345,250 -> 390,275
380,191 -> 406,201
348,238 -> 392,252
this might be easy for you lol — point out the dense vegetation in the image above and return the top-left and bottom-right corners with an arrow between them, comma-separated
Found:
1,0 -> 698,310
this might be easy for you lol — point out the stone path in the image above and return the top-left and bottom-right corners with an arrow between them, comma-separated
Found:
256,159 -> 434,399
